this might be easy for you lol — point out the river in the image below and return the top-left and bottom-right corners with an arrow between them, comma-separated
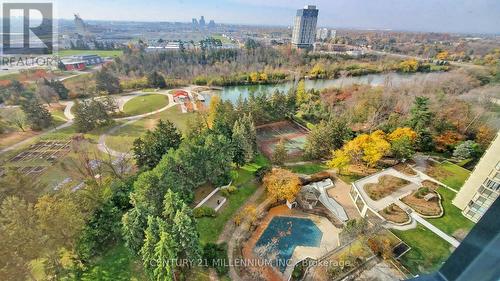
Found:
201,72 -> 449,104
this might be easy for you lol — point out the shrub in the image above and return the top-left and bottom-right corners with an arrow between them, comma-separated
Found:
193,206 -> 216,218
220,186 -> 237,197
202,243 -> 229,275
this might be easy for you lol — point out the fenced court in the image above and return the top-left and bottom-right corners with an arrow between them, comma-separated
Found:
256,120 -> 309,159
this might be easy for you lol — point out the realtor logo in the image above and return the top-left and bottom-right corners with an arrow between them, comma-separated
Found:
2,2 -> 53,54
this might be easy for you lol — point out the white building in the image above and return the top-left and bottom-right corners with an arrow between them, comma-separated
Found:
453,132 -> 500,222
316,28 -> 329,41
292,5 -> 319,49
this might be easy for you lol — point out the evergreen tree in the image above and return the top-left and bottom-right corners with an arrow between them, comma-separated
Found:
232,120 -> 247,167
20,98 -> 53,131
172,204 -> 201,261
304,118 -> 352,160
133,120 -> 182,169
147,71 -> 167,88
407,96 -> 433,133
272,138 -> 287,165
95,67 -> 121,94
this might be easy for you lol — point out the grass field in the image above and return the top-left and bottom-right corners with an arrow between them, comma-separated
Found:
286,162 -> 327,175
122,94 -> 169,116
392,224 -> 452,275
427,187 -> 475,238
106,106 -> 193,153
58,49 -> 123,57
428,161 -> 471,190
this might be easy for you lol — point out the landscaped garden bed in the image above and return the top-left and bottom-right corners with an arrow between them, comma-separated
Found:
364,175 -> 411,200
379,204 -> 410,224
401,188 -> 442,217
393,163 -> 417,176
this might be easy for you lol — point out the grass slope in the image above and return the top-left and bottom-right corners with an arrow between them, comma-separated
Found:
432,161 -> 471,190
58,49 -> 123,57
392,224 -> 452,275
427,187 -> 475,238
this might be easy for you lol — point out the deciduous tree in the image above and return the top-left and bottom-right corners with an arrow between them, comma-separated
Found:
263,168 -> 301,202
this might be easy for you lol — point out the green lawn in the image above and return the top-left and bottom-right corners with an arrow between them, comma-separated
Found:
122,94 -> 169,116
430,161 -> 471,190
286,162 -> 327,174
427,187 -> 475,238
196,155 -> 269,245
58,49 -> 123,57
80,243 -> 146,281
392,224 -> 452,275
106,106 -> 193,153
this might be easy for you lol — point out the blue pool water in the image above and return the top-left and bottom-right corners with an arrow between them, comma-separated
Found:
254,216 -> 322,272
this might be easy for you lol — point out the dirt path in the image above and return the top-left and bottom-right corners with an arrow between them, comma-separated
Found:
217,182 -> 274,281
217,183 -> 265,244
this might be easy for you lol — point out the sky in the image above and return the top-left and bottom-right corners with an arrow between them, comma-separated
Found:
54,0 -> 500,34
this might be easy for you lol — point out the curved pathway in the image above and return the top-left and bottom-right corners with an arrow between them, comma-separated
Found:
0,90 -> 174,157
97,91 -> 175,157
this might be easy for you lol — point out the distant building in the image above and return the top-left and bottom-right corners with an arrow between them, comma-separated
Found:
330,29 -> 337,40
60,60 -> 86,71
316,28 -> 329,41
71,54 -> 103,66
192,18 -> 198,26
292,5 -> 319,49
208,20 -> 216,29
453,132 -> 500,222
199,16 -> 206,27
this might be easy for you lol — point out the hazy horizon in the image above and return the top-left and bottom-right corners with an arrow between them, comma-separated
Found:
28,0 -> 500,34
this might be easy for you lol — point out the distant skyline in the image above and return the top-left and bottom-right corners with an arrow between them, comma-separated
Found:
54,0 -> 500,34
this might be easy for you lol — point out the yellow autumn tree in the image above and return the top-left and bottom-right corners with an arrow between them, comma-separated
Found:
250,72 -> 259,83
295,80 -> 308,105
388,127 -> 417,142
399,59 -> 419,73
310,63 -> 326,77
263,168 -> 301,202
207,95 -> 221,128
436,51 -> 449,60
327,130 -> 391,169
259,73 -> 268,82
362,130 -> 391,167
327,149 -> 351,174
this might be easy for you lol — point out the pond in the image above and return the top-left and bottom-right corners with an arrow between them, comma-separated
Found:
254,216 -> 322,272
202,71 -> 449,104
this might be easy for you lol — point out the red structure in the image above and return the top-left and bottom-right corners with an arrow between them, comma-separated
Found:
173,90 -> 189,102
62,61 -> 86,71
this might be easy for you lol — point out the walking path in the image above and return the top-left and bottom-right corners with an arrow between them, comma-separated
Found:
410,212 -> 460,247
0,121 -> 74,155
97,92 -> 175,157
217,185 -> 271,281
0,90 -> 174,157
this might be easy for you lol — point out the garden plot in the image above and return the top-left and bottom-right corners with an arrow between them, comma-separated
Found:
1,140 -> 72,177
256,120 -> 309,159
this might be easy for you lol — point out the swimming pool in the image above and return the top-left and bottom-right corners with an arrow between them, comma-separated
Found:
254,216 -> 323,272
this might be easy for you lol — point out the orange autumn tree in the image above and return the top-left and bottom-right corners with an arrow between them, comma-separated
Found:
434,131 -> 464,152
263,168 -> 301,202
